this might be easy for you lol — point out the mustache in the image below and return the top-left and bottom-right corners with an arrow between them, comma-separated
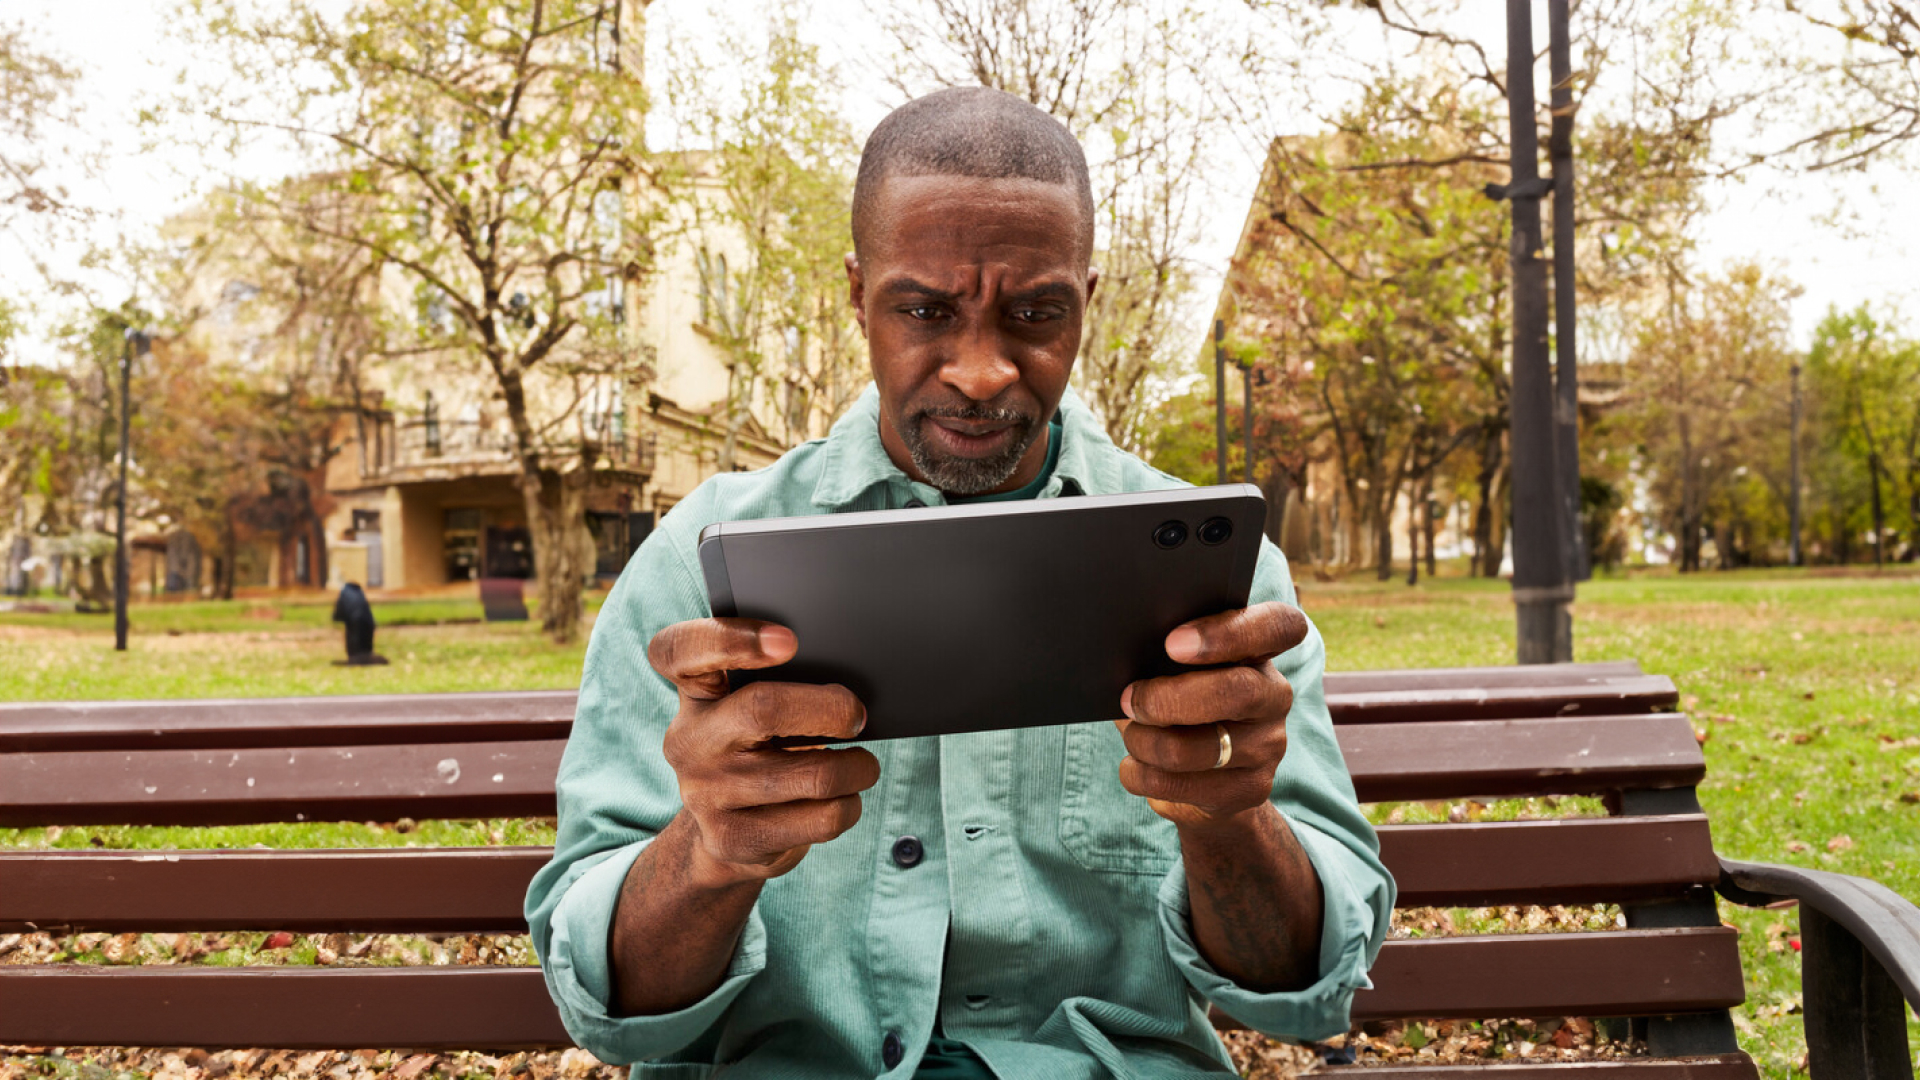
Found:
915,403 -> 1036,425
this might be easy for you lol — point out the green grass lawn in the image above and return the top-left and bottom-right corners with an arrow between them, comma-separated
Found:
3,571 -> 1917,1075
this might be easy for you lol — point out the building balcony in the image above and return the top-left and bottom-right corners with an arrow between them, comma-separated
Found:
358,419 -> 656,486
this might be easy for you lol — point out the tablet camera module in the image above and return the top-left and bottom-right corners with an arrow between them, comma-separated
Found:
1197,517 -> 1234,546
1152,520 -> 1188,549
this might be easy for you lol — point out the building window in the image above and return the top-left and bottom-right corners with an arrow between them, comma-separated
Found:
294,535 -> 311,586
423,391 -> 442,457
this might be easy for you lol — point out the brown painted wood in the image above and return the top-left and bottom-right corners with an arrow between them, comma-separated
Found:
1342,714 -> 1706,803
1327,672 -> 1679,725
1381,814 -> 1719,908
0,740 -> 564,827
0,816 -> 1721,933
0,929 -> 1744,1050
1352,928 -> 1747,1020
0,966 -> 569,1050
1327,660 -> 1647,693
1325,1058 -> 1759,1080
0,715 -> 1703,827
0,691 -> 576,754
0,847 -> 551,933
0,664 -> 1676,755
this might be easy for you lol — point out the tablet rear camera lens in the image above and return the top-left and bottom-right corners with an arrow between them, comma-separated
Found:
1153,521 -> 1188,549
1198,517 -> 1234,546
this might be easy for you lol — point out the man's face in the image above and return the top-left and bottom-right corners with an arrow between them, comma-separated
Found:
847,174 -> 1097,496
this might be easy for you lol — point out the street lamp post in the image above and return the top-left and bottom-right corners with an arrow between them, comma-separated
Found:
1213,319 -> 1228,485
114,329 -> 150,653
1496,0 -> 1574,663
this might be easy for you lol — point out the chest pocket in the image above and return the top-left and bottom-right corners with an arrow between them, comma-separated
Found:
1058,721 -> 1180,875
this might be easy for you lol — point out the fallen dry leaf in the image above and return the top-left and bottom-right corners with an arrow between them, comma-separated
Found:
1786,840 -> 1809,854
1826,834 -> 1854,852
262,932 -> 295,950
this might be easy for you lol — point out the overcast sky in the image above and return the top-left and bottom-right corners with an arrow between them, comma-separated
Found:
3,0 -> 1914,364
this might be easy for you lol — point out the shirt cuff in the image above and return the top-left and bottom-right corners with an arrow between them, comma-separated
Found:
540,838 -> 768,1063
1157,816 -> 1376,1042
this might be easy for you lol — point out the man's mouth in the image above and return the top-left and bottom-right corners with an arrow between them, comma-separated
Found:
922,414 -> 1019,456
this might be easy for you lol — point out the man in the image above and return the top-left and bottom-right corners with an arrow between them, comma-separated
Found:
527,87 -> 1393,1079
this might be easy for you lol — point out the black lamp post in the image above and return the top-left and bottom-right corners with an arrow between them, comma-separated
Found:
114,329 -> 150,653
1492,0 -> 1574,663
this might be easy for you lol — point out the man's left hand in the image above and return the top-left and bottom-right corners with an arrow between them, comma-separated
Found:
1116,601 -> 1310,829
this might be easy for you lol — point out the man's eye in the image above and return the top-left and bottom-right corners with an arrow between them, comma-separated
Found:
904,305 -> 945,321
1011,308 -> 1058,324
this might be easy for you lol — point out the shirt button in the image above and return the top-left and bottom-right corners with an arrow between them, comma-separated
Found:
881,1031 -> 904,1069
891,835 -> 923,869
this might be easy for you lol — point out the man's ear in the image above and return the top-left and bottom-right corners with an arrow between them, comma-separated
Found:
846,253 -> 868,338
1086,267 -> 1100,306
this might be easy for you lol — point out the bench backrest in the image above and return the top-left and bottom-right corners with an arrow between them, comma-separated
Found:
1,662 -> 1745,1060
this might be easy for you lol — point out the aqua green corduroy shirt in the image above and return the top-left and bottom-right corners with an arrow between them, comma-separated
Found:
525,385 -> 1395,1079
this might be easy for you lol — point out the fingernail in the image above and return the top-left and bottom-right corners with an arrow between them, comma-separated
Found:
1120,684 -> 1134,719
759,625 -> 797,656
1167,626 -> 1201,662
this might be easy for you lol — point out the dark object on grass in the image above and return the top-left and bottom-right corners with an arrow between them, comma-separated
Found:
330,583 -> 387,666
479,577 -> 528,623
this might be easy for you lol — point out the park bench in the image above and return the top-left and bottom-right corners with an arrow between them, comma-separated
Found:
3,660 -> 1916,1079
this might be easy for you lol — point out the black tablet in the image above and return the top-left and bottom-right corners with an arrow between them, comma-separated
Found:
697,484 -> 1265,742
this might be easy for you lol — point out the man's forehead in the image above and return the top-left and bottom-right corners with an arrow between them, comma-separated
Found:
858,173 -> 1093,267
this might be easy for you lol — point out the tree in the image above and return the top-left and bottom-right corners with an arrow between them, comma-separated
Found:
186,0 -> 656,642
0,20 -> 82,243
867,0 -> 1214,452
1623,263 -> 1800,570
1805,305 -> 1920,564
657,12 -> 862,466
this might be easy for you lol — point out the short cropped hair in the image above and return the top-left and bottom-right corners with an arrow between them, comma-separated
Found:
851,87 -> 1095,259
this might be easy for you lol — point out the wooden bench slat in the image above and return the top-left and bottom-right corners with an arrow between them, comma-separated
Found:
1329,1059 -> 1759,1080
1326,660 -> 1648,693
1352,927 -> 1746,1020
0,664 -> 1680,755
1342,715 -> 1705,803
0,716 -> 1705,828
0,816 -> 1720,933
1327,674 -> 1679,725
0,847 -> 551,934
0,929 -> 1744,1050
0,691 -> 576,754
1381,814 -> 1718,908
0,741 -> 565,828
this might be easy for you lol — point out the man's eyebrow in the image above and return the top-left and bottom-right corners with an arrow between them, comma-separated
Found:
875,277 -> 960,302
1006,281 -> 1079,305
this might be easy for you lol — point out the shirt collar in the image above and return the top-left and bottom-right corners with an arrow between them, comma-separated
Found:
810,382 -> 1115,510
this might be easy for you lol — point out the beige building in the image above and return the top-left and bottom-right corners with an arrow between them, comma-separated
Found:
315,159 -> 831,593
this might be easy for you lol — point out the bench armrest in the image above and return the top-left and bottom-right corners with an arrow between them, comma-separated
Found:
1716,857 -> 1918,1078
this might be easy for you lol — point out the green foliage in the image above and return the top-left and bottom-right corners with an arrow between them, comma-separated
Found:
657,9 -> 862,457
1803,304 -> 1920,564
1622,263 -> 1801,570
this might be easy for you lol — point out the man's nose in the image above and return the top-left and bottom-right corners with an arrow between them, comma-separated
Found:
939,323 -> 1020,403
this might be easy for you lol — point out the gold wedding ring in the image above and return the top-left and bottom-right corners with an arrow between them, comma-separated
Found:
1213,723 -> 1233,769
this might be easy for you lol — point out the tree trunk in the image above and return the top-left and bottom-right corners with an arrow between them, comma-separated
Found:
1406,481 -> 1421,587
1374,481 -> 1396,582
1424,486 -> 1438,579
522,462 -> 589,644
1473,425 -> 1504,578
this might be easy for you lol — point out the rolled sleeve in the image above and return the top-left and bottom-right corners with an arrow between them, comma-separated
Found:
1155,814 -> 1380,1041
539,837 -> 768,1062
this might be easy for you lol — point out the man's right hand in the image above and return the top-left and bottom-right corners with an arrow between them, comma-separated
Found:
649,618 -> 880,889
